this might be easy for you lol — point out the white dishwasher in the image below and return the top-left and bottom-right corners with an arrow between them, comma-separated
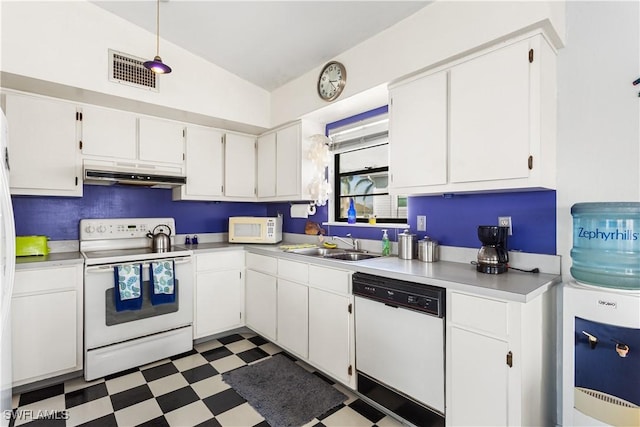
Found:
353,272 -> 445,427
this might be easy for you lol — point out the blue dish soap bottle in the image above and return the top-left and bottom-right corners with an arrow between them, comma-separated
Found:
347,198 -> 357,224
381,229 -> 390,256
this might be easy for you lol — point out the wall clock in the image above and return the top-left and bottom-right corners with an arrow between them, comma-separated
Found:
317,61 -> 346,102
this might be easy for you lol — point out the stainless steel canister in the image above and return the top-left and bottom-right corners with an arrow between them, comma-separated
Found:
418,237 -> 439,262
398,229 -> 417,259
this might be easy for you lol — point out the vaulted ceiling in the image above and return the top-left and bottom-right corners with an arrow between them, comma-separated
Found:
92,1 -> 430,91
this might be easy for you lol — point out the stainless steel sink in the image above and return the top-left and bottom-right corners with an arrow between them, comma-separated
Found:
324,252 -> 380,261
286,247 -> 346,256
285,247 -> 380,261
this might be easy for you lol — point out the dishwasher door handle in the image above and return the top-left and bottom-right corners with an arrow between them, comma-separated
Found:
384,303 -> 399,309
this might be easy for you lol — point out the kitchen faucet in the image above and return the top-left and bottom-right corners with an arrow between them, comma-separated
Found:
332,233 -> 361,251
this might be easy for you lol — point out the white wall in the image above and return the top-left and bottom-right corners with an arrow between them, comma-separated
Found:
0,1 -> 270,128
271,0 -> 566,126
556,0 -> 640,281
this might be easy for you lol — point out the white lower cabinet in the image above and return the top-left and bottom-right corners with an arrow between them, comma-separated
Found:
276,278 -> 308,358
448,327 -> 508,426
308,287 -> 354,388
244,252 -> 355,388
11,263 -> 83,386
446,289 -> 552,426
245,269 -> 277,341
194,251 -> 244,339
307,265 -> 354,388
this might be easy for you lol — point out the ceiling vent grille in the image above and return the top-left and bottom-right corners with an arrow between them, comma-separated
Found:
108,49 -> 159,92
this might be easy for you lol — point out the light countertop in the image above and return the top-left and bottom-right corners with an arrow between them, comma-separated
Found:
182,242 -> 560,303
14,242 -> 560,302
15,251 -> 84,269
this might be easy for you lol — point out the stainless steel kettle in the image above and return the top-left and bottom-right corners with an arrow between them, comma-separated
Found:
147,224 -> 172,253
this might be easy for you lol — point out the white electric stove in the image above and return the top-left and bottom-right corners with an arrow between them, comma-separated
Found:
80,218 -> 194,381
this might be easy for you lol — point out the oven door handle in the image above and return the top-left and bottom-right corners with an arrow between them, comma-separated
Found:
85,257 -> 192,273
86,265 -> 115,274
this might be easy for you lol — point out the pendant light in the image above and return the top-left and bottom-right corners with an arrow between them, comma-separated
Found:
144,0 -> 172,74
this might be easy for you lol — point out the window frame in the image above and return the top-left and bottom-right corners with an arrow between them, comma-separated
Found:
328,108 -> 407,225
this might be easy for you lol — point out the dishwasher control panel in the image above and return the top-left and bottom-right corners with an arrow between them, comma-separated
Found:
353,273 -> 444,317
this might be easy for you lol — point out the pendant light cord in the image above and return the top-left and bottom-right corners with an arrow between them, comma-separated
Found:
155,0 -> 160,57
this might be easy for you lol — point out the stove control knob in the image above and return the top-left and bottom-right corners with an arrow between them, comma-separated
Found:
85,225 -> 95,234
97,225 -> 107,233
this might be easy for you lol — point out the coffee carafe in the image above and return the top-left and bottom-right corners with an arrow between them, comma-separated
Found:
477,225 -> 509,274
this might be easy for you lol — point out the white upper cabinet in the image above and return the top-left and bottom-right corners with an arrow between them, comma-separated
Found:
4,92 -> 82,197
256,120 -> 324,202
81,105 -> 184,167
449,40 -> 530,183
138,116 -> 185,165
173,125 -> 224,201
256,132 -> 277,198
224,132 -> 256,199
275,122 -> 302,198
80,105 -> 137,160
389,70 -> 448,190
389,33 -> 557,195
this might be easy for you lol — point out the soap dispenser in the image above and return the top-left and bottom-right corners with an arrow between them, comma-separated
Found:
381,229 -> 390,256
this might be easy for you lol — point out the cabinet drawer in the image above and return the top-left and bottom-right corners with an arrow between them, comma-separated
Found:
14,266 -> 80,295
246,253 -> 278,275
196,251 -> 244,272
308,265 -> 350,295
278,259 -> 308,283
450,292 -> 508,337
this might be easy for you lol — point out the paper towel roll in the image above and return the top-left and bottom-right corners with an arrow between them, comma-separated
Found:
290,204 -> 309,218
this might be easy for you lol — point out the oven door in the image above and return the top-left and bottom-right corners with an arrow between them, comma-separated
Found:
84,256 -> 193,350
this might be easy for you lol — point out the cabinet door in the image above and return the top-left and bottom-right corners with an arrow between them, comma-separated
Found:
245,269 -> 276,341
12,291 -> 78,383
256,132 -> 276,198
449,41 -> 530,183
224,133 -> 256,198
182,126 -> 224,198
195,269 -> 243,339
138,117 -> 184,165
5,94 -> 81,196
277,279 -> 308,358
81,105 -> 137,160
275,123 -> 300,197
308,288 -> 352,385
449,326 -> 508,426
389,71 -> 448,189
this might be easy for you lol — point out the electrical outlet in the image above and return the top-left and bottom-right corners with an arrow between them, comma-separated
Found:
498,216 -> 512,235
417,215 -> 427,231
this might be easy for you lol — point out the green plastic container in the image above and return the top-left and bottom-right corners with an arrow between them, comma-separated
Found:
16,235 -> 49,257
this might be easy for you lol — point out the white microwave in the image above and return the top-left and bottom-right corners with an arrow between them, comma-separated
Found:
228,216 -> 283,244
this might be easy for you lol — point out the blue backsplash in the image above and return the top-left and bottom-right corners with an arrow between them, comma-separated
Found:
407,191 -> 556,254
270,190 -> 556,254
13,186 -> 556,254
12,185 -> 267,240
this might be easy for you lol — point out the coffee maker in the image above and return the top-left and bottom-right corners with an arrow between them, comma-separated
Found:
476,226 -> 509,274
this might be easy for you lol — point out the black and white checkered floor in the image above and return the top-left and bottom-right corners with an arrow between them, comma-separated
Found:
10,333 -> 403,427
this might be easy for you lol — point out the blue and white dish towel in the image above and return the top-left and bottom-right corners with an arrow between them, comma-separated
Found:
150,260 -> 176,305
114,263 -> 143,311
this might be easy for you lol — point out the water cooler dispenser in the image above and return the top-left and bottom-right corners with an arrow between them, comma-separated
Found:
562,202 -> 640,427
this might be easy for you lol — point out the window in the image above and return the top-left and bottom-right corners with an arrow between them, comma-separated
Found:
329,111 -> 407,223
